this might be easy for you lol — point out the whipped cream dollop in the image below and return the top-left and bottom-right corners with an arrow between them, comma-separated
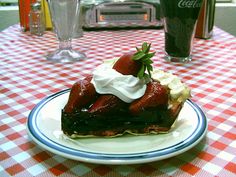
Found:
91,62 -> 148,103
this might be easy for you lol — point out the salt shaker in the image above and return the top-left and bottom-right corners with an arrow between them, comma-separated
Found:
29,1 -> 45,36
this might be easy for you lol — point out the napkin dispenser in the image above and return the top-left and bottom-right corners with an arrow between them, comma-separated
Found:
195,0 -> 216,39
81,0 -> 163,29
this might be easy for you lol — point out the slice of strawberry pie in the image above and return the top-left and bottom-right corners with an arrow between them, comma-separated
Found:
61,43 -> 191,138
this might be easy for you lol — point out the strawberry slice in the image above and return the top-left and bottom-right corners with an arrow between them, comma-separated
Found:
64,75 -> 97,113
129,81 -> 168,115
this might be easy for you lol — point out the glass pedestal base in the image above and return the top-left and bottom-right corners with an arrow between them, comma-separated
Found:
46,49 -> 86,63
164,53 -> 192,63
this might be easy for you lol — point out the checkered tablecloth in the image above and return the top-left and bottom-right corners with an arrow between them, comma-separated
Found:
1,24 -> 236,177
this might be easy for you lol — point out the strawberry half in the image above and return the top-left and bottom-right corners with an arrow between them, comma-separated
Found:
129,81 -> 168,115
88,94 -> 127,115
112,51 -> 142,76
64,75 -> 97,113
113,42 -> 155,79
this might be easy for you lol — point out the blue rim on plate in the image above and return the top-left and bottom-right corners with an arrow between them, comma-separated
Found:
27,89 -> 207,164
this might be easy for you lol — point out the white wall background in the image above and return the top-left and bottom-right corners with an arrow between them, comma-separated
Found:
215,3 -> 236,36
0,6 -> 19,31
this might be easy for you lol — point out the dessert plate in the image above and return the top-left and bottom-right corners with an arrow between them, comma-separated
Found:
27,89 -> 207,165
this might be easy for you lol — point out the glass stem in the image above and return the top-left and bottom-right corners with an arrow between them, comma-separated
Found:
59,40 -> 72,50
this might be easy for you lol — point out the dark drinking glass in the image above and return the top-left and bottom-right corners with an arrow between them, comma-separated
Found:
160,0 -> 203,63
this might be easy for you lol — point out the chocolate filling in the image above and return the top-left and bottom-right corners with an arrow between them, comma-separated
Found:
61,104 -> 180,137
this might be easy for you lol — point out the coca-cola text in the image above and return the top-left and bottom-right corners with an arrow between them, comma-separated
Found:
178,0 -> 201,8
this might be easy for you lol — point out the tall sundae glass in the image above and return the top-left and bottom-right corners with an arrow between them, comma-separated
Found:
47,0 -> 86,63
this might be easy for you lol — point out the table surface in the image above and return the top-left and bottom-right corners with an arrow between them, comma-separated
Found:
1,25 -> 236,177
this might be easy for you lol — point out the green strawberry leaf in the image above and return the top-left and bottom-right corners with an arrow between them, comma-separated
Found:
132,52 -> 146,61
132,42 -> 155,79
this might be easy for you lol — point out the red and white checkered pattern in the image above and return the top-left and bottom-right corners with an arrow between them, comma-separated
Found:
1,24 -> 236,176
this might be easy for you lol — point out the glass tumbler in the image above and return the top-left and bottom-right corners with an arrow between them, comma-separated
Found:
160,0 -> 203,63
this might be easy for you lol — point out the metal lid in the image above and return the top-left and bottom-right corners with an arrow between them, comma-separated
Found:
31,2 -> 41,11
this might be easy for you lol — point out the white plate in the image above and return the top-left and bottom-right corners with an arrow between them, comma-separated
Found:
27,89 -> 207,165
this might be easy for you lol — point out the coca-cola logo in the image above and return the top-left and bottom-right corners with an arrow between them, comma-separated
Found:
178,0 -> 202,8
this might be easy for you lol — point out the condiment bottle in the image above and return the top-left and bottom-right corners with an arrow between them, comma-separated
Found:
19,0 -> 31,31
29,1 -> 45,36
